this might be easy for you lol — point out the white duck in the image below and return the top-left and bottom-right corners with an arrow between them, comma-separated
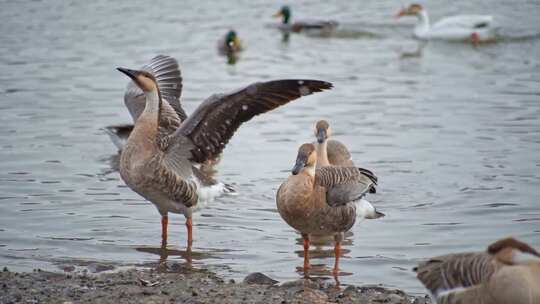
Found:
396,4 -> 498,46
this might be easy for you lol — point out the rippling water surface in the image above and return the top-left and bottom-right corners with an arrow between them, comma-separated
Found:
1,0 -> 540,294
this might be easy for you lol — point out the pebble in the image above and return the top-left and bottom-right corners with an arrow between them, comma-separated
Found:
0,268 -> 431,303
243,272 -> 278,285
88,263 -> 115,273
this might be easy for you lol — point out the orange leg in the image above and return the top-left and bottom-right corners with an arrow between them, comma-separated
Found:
471,32 -> 479,48
333,241 -> 341,276
161,215 -> 168,247
302,234 -> 311,271
186,217 -> 193,249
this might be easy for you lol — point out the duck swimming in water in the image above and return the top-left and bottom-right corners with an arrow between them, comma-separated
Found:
396,4 -> 498,46
218,30 -> 243,55
276,143 -> 380,276
217,30 -> 243,64
273,5 -> 338,34
116,55 -> 332,249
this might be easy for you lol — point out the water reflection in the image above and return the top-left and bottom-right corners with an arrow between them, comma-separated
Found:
291,233 -> 354,285
399,41 -> 427,58
223,52 -> 238,65
136,245 -> 194,266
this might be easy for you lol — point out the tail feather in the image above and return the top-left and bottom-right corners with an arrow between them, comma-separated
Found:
356,199 -> 385,219
358,167 -> 378,184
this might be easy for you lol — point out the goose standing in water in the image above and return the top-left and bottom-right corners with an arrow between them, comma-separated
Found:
415,237 -> 540,304
314,120 -> 384,219
116,55 -> 332,249
276,143 -> 378,276
396,4 -> 498,46
273,6 -> 338,34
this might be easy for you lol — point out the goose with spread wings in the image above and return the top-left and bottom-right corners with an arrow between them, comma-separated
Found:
415,237 -> 540,304
115,55 -> 332,249
276,143 -> 378,276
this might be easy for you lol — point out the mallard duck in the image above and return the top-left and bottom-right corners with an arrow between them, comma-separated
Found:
273,6 -> 338,33
396,4 -> 498,46
276,143 -> 379,275
415,237 -> 540,304
217,30 -> 243,55
116,55 -> 332,249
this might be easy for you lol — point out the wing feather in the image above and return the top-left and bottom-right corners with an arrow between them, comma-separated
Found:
414,252 -> 498,298
124,55 -> 186,123
316,166 -> 377,207
166,79 -> 333,164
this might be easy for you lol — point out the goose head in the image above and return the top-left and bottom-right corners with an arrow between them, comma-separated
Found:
396,4 -> 424,18
314,120 -> 332,144
291,143 -> 317,175
117,67 -> 158,93
488,237 -> 540,265
273,5 -> 291,24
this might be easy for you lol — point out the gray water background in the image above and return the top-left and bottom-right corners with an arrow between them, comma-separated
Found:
1,0 -> 540,294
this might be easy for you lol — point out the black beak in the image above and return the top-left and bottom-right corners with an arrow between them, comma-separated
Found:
117,67 -> 140,81
316,128 -> 327,144
291,158 -> 305,175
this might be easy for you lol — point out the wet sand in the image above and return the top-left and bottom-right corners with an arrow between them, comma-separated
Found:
0,266 -> 431,304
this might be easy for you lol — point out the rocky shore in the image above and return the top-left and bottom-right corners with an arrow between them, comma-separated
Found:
0,266 -> 431,304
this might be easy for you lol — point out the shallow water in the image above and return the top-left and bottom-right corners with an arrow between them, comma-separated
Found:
1,0 -> 540,294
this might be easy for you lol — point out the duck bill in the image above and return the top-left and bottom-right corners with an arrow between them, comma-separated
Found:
291,158 -> 306,175
316,129 -> 327,144
395,8 -> 406,18
272,11 -> 282,18
116,67 -> 140,81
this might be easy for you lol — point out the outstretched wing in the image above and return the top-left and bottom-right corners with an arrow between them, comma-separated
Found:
124,55 -> 186,122
165,79 -> 332,164
315,166 -> 377,207
414,252 -> 497,298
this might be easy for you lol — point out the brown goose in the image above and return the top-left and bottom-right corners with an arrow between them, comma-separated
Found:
415,237 -> 540,304
116,55 -> 332,249
314,120 -> 384,220
313,120 -> 354,168
276,143 -> 378,275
